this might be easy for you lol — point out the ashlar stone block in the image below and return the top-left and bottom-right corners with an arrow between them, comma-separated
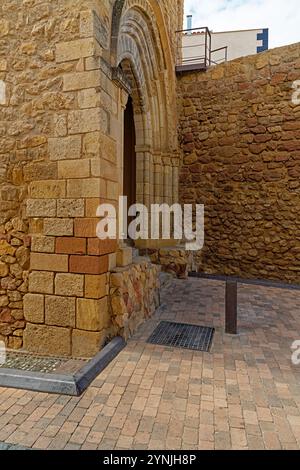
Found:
55,273 -> 84,297
23,324 -> 71,356
29,271 -> 54,295
56,38 -> 96,63
57,199 -> 85,218
45,295 -> 76,328
44,218 -> 74,237
63,71 -> 101,92
24,293 -> 44,324
30,253 -> 69,272
26,199 -> 56,218
85,274 -> 107,299
76,297 -> 108,331
72,330 -> 105,357
48,136 -> 81,161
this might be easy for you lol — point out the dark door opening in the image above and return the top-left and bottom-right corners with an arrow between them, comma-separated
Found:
123,96 -> 137,239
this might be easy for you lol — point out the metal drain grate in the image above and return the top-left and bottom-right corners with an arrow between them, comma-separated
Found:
147,321 -> 214,352
0,352 -> 68,373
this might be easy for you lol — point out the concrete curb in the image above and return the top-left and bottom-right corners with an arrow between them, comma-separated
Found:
0,337 -> 126,397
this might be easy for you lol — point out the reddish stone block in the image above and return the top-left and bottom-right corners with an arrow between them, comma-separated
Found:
56,237 -> 86,255
87,238 -> 117,256
74,218 -> 98,238
0,308 -> 14,323
283,122 -> 300,131
279,141 -> 300,152
24,235 -> 32,247
69,255 -> 108,275
254,134 -> 272,143
270,72 -> 287,86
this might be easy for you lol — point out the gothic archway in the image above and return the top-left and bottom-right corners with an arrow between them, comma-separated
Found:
111,0 -> 179,213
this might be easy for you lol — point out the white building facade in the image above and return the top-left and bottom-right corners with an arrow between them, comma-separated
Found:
181,27 -> 269,67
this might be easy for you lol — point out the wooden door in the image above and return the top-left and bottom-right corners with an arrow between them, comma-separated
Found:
123,96 -> 136,238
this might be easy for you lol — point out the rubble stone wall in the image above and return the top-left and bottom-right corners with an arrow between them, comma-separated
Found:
178,43 -> 300,283
109,258 -> 160,340
0,218 -> 30,348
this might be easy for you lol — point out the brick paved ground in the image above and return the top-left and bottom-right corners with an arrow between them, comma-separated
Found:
0,278 -> 300,450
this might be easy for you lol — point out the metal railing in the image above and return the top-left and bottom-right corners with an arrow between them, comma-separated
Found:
210,46 -> 228,65
176,27 -> 228,71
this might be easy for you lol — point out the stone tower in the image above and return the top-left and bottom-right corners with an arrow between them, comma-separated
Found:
0,0 -> 184,356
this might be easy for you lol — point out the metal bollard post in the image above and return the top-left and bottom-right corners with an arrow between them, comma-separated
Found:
225,280 -> 238,335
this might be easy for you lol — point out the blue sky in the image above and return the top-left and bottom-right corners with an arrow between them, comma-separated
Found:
184,0 -> 300,48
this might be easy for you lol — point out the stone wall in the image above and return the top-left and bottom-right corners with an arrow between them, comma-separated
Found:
0,0 -> 115,355
0,0 -> 84,349
0,218 -> 30,348
178,43 -> 300,283
159,0 -> 184,57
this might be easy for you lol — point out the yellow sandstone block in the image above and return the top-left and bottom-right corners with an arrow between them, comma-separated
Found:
76,297 -> 108,331
30,253 -> 69,273
56,38 -> 96,63
58,159 -> 90,179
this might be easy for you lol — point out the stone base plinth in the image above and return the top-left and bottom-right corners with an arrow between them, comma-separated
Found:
109,257 -> 161,340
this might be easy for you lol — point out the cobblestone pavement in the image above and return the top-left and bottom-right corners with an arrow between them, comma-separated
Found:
0,278 -> 300,450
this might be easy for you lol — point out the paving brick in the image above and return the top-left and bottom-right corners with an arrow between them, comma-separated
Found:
69,426 -> 90,445
263,431 -> 282,450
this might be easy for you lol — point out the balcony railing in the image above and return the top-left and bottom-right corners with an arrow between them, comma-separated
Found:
176,27 -> 228,72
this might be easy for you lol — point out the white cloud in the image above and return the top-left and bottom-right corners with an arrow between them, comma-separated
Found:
184,0 -> 300,48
